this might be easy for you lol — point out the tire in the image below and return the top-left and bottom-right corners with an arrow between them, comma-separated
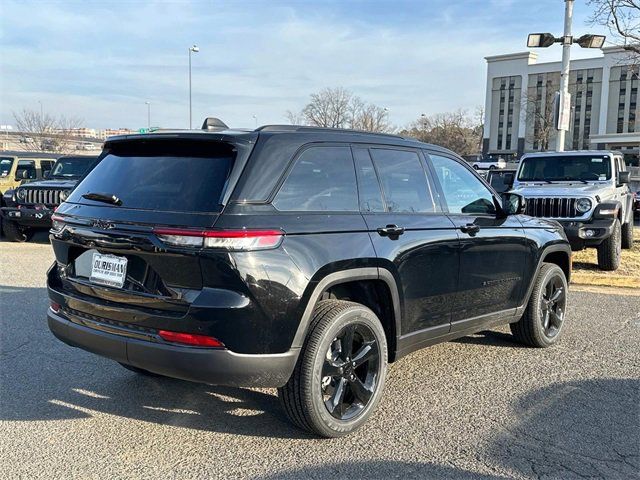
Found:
621,220 -> 634,249
2,220 -> 32,242
510,263 -> 568,348
489,165 -> 496,170
473,165 -> 479,170
278,300 -> 388,438
118,362 -> 162,377
597,219 -> 621,271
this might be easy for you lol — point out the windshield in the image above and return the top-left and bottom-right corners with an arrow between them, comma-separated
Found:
518,155 -> 612,182
67,140 -> 235,213
0,157 -> 14,177
50,157 -> 96,178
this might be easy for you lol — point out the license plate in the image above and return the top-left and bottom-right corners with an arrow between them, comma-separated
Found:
89,253 -> 128,289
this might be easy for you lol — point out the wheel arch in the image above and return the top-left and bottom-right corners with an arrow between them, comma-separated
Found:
290,267 -> 402,362
517,243 -> 572,317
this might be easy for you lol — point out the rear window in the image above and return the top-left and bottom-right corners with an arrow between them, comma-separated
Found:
67,140 -> 235,213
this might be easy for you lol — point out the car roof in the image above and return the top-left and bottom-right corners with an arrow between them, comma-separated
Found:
521,150 -> 620,158
105,125 -> 453,154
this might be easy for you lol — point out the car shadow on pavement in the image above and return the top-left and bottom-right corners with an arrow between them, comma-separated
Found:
453,329 -> 527,348
251,460 -> 503,479
250,378 -> 639,479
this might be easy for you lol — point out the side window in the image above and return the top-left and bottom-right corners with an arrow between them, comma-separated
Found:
353,148 -> 384,212
369,148 -> 438,213
429,154 -> 497,215
41,161 -> 53,177
273,146 -> 358,212
16,160 -> 36,179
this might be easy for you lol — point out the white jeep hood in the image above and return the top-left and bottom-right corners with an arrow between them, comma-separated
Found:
512,183 -> 612,198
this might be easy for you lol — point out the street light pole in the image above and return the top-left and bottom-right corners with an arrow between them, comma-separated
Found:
145,102 -> 151,129
526,1 -> 605,153
556,0 -> 574,152
188,45 -> 199,129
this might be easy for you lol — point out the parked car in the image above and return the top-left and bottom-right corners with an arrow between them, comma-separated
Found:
634,191 -> 640,218
0,155 -> 55,236
512,150 -> 634,271
486,168 -> 516,193
472,156 -> 507,170
47,121 -> 571,437
1,155 -> 98,241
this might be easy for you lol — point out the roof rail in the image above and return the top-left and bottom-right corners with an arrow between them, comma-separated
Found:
255,124 -> 404,139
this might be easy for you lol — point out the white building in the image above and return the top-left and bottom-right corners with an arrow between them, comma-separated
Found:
482,46 -> 639,165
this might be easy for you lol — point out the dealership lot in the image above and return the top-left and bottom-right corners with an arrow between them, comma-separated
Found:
1,234 -> 639,479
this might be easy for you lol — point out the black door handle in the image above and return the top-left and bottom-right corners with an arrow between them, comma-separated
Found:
459,224 -> 480,236
377,224 -> 405,237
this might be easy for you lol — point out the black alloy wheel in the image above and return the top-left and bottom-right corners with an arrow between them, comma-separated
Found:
510,263 -> 568,348
321,323 -> 380,421
278,300 -> 388,437
539,274 -> 566,339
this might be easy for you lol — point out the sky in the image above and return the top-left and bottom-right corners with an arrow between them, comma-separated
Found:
0,0 -> 610,131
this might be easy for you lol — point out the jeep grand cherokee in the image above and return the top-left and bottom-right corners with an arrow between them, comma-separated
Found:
47,120 -> 571,437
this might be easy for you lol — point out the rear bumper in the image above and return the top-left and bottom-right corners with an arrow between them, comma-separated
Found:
47,309 -> 299,387
559,218 -> 616,250
0,206 -> 52,228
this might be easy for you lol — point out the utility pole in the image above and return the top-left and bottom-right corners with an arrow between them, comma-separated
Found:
556,0 -> 574,152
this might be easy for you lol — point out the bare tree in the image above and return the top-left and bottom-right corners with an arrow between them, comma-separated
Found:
399,110 -> 479,156
473,105 -> 485,154
12,109 -> 83,153
286,87 -> 391,132
522,87 -> 556,151
588,0 -> 640,58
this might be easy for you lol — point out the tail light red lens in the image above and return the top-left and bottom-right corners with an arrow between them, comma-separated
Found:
153,228 -> 284,250
158,330 -> 224,348
50,302 -> 61,313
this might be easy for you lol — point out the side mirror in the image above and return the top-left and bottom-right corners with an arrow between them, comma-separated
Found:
43,170 -> 51,179
501,192 -> 526,215
15,170 -> 28,181
618,171 -> 630,185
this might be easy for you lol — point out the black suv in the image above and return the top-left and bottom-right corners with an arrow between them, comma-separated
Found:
47,122 -> 571,437
2,155 -> 98,241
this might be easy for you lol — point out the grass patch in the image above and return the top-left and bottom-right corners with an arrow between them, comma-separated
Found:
571,226 -> 640,289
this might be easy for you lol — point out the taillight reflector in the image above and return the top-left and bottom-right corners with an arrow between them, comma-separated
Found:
50,302 -> 61,313
158,330 -> 224,348
153,228 -> 283,250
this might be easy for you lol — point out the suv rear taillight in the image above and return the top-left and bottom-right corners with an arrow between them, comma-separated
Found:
153,228 -> 284,251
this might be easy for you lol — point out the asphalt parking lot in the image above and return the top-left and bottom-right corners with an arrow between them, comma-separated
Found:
1,233 -> 639,479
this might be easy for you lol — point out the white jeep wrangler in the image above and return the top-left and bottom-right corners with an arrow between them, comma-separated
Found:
512,151 -> 635,271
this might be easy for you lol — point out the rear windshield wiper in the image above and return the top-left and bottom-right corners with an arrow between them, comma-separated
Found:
81,192 -> 122,206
